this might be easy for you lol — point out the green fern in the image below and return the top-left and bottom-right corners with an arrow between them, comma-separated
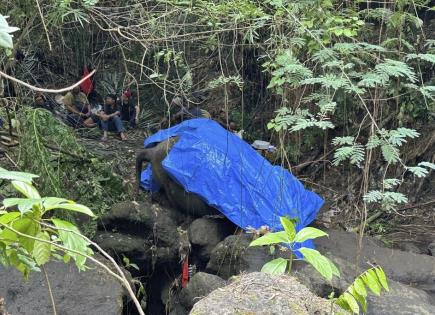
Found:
333,143 -> 365,166
405,53 -> 435,64
312,48 -> 338,63
375,59 -> 417,83
383,178 -> 401,189
407,162 -> 435,178
301,74 -> 349,90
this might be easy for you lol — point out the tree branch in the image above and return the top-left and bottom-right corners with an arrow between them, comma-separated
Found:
0,70 -> 96,94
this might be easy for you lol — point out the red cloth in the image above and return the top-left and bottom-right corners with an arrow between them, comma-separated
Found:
123,90 -> 132,98
181,258 -> 189,288
80,67 -> 94,95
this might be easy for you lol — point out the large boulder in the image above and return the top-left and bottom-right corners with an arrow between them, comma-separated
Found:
206,230 -> 435,314
206,234 -> 287,279
189,272 -> 337,315
293,253 -> 435,315
428,241 -> 435,256
314,229 -> 435,290
188,218 -> 234,263
0,257 -> 127,315
179,272 -> 226,310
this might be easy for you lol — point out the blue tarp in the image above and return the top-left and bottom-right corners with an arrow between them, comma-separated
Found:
140,118 -> 324,253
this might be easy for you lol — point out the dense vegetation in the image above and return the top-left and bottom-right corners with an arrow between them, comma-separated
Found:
1,0 -> 434,250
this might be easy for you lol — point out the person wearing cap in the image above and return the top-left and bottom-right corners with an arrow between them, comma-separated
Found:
99,94 -> 127,141
64,85 -> 97,128
118,90 -> 140,128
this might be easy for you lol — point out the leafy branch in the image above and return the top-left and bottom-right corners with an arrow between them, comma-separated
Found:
0,168 -> 145,315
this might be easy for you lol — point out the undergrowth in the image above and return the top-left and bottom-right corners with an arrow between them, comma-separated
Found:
8,108 -> 127,236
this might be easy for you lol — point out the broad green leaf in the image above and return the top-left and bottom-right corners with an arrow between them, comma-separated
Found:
11,181 -> 41,199
353,278 -> 367,297
280,217 -> 296,241
0,168 -> 38,183
293,227 -> 328,243
363,270 -> 381,295
325,256 -> 340,277
343,292 -> 359,314
374,267 -> 389,291
33,232 -> 51,265
298,247 -> 334,281
42,197 -> 72,208
0,31 -> 13,49
261,257 -> 288,275
45,203 -> 95,217
3,198 -> 42,215
0,211 -> 21,224
249,231 -> 289,246
13,217 -> 40,253
51,218 -> 93,269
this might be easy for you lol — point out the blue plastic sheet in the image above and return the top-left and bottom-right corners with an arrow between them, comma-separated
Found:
140,118 -> 324,253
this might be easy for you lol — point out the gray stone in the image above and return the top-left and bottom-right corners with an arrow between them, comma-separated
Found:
428,241 -> 435,256
95,231 -> 146,257
206,234 -> 288,279
188,218 -> 234,262
189,272 -> 338,315
0,256 -> 126,315
179,272 -> 226,309
367,281 -> 435,315
293,254 -> 435,315
397,242 -> 424,255
206,234 -> 271,279
314,229 -> 435,290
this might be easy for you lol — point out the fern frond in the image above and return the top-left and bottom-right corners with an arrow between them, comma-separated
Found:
375,59 -> 417,83
388,128 -> 419,146
418,161 -> 435,170
406,166 -> 429,178
302,74 -> 349,90
332,136 -> 355,146
419,86 -> 435,100
363,190 -> 383,203
380,144 -> 400,164
383,178 -> 401,189
366,135 -> 382,149
312,48 -> 338,63
333,144 -> 365,166
405,53 -> 435,64
383,192 -> 408,204
317,100 -> 336,114
358,43 -> 387,52
333,43 -> 360,53
358,71 -> 389,88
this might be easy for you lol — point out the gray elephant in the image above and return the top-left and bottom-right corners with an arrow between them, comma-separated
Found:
136,137 -> 219,217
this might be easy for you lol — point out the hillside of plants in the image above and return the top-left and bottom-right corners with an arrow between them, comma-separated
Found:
0,1 -> 434,314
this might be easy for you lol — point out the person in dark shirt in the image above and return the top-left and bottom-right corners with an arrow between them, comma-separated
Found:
33,92 -> 53,111
64,86 -> 97,128
99,94 -> 126,141
118,90 -> 140,128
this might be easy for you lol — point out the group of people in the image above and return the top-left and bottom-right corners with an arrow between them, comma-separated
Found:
34,81 -> 242,142
35,85 -> 139,142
